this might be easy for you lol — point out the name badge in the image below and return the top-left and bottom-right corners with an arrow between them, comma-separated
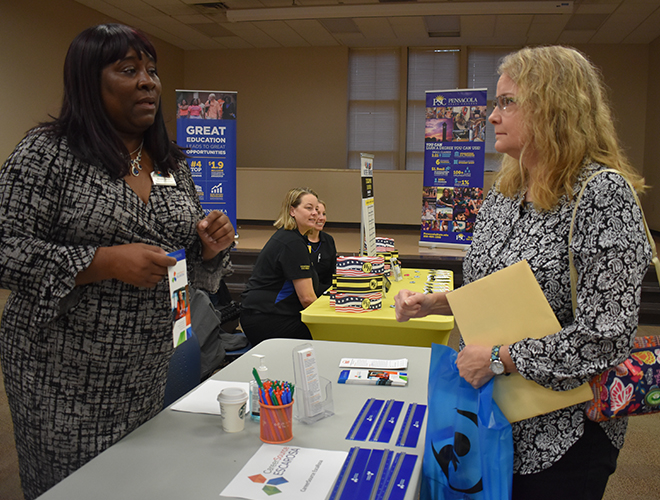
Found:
151,171 -> 177,186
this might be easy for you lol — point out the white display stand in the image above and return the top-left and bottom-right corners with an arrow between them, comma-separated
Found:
360,153 -> 377,256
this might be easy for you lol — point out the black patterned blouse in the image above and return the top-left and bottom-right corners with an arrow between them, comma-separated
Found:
463,162 -> 652,475
0,130 -> 232,499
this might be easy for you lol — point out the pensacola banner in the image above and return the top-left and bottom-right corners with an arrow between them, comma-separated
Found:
175,90 -> 237,231
419,89 -> 487,249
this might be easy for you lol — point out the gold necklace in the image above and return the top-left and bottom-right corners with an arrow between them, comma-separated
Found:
130,140 -> 144,177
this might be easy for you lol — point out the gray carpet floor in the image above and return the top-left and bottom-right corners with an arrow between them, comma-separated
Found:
1,288 -> 659,499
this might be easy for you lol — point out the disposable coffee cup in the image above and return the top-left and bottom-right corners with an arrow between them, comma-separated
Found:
217,388 -> 248,433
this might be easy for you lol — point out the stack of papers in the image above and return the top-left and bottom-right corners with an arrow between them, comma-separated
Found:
170,379 -> 250,415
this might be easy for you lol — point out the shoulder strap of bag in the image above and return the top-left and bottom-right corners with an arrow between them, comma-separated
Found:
569,168 -> 660,313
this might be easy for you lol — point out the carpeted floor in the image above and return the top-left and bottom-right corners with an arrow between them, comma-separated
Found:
1,287 -> 659,499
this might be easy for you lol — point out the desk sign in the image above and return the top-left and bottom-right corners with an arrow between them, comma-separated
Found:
360,153 -> 377,256
220,444 -> 347,500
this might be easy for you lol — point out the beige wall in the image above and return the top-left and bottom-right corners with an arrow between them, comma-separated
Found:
0,0 -> 184,163
236,168 -> 497,224
576,44 -> 649,175
644,36 -> 660,231
184,47 -> 348,170
1,0 -> 658,228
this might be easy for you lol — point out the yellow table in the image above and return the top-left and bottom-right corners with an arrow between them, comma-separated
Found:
302,268 -> 454,347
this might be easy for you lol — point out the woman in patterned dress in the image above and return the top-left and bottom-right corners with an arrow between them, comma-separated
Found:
0,24 -> 234,499
395,46 -> 652,499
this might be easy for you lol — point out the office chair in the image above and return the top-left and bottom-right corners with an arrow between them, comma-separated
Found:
163,329 -> 202,409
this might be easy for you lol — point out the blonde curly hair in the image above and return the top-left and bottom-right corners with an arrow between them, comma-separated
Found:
495,45 -> 645,210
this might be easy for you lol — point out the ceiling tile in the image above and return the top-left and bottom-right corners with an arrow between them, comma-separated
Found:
575,3 -> 619,15
173,14 -> 215,24
616,1 -> 660,15
460,15 -> 496,39
525,14 -> 570,44
590,12 -> 648,43
622,7 -> 660,43
149,0 -> 195,11
220,22 -> 282,48
188,22 -> 236,37
354,17 -> 397,39
217,0 -> 265,8
103,0 -> 162,17
285,20 -> 340,46
493,14 -> 534,39
142,14 -> 223,47
252,20 -> 310,46
72,0 -> 660,50
130,19 -> 202,49
388,16 -> 426,39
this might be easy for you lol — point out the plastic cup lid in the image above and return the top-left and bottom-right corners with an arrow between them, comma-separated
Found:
217,387 -> 248,403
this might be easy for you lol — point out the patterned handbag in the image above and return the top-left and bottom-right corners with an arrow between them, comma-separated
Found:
569,169 -> 660,420
584,336 -> 660,421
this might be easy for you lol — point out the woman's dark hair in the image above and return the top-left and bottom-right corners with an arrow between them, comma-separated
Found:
42,23 -> 184,178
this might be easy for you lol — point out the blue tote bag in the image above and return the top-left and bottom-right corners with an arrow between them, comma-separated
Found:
421,344 -> 513,500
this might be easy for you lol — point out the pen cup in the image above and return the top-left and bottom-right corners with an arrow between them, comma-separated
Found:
260,400 -> 294,444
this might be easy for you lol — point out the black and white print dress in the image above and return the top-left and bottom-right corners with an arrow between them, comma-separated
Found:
463,162 -> 652,475
0,131 -> 232,499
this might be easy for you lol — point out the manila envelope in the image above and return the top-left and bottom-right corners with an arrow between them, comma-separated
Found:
446,260 -> 592,423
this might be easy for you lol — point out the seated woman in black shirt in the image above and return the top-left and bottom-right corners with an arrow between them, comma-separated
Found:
240,188 -> 319,346
307,199 -> 337,293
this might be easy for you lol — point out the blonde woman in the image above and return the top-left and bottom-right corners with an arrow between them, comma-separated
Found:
240,188 -> 319,346
306,200 -> 336,293
395,46 -> 651,499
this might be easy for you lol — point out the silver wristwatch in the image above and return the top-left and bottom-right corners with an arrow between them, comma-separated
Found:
489,344 -> 505,375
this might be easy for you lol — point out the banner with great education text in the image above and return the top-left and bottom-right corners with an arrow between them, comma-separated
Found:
175,90 -> 237,232
419,89 -> 486,249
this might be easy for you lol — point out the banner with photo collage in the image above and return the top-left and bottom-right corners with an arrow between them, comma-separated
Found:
176,90 -> 237,232
419,89 -> 487,249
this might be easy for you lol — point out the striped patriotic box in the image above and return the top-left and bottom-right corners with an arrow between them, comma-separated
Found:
376,250 -> 399,261
336,256 -> 385,276
332,274 -> 384,294
334,292 -> 383,313
376,237 -> 395,252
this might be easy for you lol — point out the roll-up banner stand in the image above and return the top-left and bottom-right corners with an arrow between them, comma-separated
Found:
175,90 -> 237,233
419,89 -> 486,250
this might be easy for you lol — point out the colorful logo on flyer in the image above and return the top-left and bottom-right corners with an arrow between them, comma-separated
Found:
247,474 -> 289,496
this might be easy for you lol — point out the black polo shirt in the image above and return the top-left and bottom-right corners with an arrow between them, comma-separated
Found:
242,228 -> 318,316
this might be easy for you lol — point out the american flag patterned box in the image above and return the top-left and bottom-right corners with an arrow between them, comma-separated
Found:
333,291 -> 383,313
375,237 -> 395,252
335,256 -> 385,276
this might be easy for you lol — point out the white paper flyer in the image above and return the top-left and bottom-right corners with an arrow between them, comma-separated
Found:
168,248 -> 191,347
220,444 -> 347,500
